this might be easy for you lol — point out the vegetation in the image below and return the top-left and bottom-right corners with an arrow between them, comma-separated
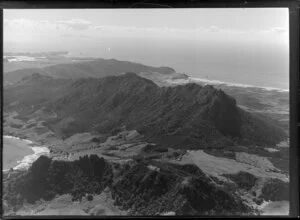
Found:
268,148 -> 289,174
3,155 -> 113,212
111,161 -> 250,215
259,179 -> 289,201
3,156 -> 254,215
10,124 -> 23,129
4,58 -> 176,84
141,144 -> 168,153
223,172 -> 258,190
4,73 -> 287,151
3,61 -> 289,216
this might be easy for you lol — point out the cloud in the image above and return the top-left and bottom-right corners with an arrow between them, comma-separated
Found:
270,27 -> 286,33
258,27 -> 287,35
60,34 -> 73,37
57,19 -> 92,30
4,19 -> 55,30
92,25 -> 137,32
4,18 -> 93,32
60,33 -> 92,39
5,18 -> 284,39
92,25 -> 198,33
205,26 -> 222,32
3,19 -> 244,35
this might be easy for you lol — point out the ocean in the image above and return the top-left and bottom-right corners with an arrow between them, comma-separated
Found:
260,200 -> 289,215
98,39 -> 289,90
6,37 -> 289,90
3,136 -> 49,171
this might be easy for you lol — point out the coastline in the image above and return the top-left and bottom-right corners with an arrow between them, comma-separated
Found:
259,200 -> 289,215
188,76 -> 289,93
4,135 -> 34,144
3,135 -> 50,171
4,53 -> 289,93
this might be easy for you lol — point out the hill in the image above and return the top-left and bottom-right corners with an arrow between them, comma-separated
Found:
3,155 -> 251,215
4,72 -> 287,148
4,58 -> 175,85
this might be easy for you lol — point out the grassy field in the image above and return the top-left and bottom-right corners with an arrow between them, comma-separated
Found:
16,189 -> 127,216
177,150 -> 288,182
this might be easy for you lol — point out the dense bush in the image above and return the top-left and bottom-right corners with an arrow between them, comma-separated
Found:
142,144 -> 168,153
111,161 -> 249,215
91,137 -> 101,143
87,194 -> 94,201
4,155 -> 113,210
223,172 -> 258,190
259,179 -> 289,201
10,123 -> 23,129
4,73 -> 287,149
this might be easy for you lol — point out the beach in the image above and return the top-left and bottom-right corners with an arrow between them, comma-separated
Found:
3,135 -> 49,171
260,201 -> 289,215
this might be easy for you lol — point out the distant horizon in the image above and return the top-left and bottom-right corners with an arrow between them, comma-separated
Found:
3,51 -> 289,92
4,8 -> 289,90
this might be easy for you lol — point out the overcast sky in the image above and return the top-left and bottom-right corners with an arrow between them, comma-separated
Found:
4,8 -> 289,52
3,9 -> 289,89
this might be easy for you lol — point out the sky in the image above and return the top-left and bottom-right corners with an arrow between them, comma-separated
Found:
3,8 -> 289,89
4,8 -> 289,51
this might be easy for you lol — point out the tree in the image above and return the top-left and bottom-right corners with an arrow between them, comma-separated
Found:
87,194 -> 93,201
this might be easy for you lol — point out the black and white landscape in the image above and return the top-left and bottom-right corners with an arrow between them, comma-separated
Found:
3,9 -> 289,216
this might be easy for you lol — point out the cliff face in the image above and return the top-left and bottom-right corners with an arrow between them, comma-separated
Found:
4,72 -> 286,148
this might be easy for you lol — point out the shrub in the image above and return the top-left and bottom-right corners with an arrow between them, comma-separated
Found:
260,179 -> 289,201
87,194 -> 93,201
91,137 -> 100,143
4,155 -> 113,210
223,172 -> 258,190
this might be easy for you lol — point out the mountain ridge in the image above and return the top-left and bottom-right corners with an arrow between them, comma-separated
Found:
4,72 -> 287,148
3,154 -> 252,215
4,58 -> 176,85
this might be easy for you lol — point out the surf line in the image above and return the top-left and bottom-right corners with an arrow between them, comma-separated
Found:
4,135 -> 50,171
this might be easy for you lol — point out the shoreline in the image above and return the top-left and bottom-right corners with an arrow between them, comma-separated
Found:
3,135 -> 50,172
4,135 -> 34,144
187,76 -> 289,93
4,53 -> 289,92
259,200 -> 289,215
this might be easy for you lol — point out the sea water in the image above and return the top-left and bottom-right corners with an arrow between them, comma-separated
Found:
3,135 -> 50,171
